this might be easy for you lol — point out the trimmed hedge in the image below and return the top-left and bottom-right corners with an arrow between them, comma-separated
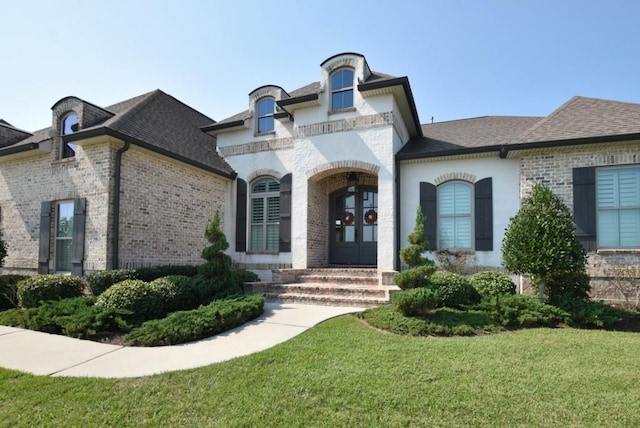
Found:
86,269 -> 138,296
95,278 -> 178,323
125,294 -> 265,346
135,265 -> 199,282
393,288 -> 442,316
17,275 -> 86,309
469,271 -> 516,298
428,271 -> 481,308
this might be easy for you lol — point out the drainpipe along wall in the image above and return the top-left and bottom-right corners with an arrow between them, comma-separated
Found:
112,140 -> 130,269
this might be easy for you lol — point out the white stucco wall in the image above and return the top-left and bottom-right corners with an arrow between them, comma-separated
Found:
400,155 -> 521,269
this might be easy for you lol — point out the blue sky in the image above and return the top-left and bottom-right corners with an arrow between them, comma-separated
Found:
2,0 -> 640,132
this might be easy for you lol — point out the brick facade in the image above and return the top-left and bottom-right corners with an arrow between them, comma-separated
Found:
519,140 -> 640,302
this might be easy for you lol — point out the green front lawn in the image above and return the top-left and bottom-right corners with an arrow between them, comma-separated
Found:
2,315 -> 639,427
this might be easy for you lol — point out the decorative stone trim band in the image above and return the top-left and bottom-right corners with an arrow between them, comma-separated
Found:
234,262 -> 293,270
219,137 -> 294,157
295,112 -> 395,138
308,159 -> 381,181
434,172 -> 477,185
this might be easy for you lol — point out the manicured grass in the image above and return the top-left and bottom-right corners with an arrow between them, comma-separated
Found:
2,315 -> 640,426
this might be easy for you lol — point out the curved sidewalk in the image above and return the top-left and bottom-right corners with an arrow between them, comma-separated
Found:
0,303 -> 364,378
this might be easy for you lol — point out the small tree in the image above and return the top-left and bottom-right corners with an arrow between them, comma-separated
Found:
0,228 -> 8,268
502,184 -> 588,302
400,206 -> 431,268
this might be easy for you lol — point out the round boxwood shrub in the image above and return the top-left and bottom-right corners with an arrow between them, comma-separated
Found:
394,264 -> 438,290
427,271 -> 481,308
393,287 -> 442,316
86,269 -> 139,296
17,274 -> 86,308
95,278 -> 178,323
469,271 -> 516,298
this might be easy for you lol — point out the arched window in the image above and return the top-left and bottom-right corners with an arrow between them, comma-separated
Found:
61,112 -> 78,158
250,176 -> 280,251
256,97 -> 275,133
438,181 -> 473,249
331,68 -> 354,110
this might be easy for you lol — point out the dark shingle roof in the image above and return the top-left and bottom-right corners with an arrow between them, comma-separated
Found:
519,96 -> 640,143
1,90 -> 236,178
398,116 -> 543,159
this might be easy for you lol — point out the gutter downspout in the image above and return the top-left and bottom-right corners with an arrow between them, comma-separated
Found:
112,140 -> 130,269
395,156 -> 401,271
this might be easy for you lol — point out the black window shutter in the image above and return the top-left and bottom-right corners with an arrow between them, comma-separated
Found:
71,198 -> 86,276
38,201 -> 52,274
236,179 -> 247,252
474,177 -> 493,251
419,182 -> 437,250
573,167 -> 597,251
279,173 -> 292,252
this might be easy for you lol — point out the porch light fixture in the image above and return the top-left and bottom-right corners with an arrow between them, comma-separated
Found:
347,172 -> 358,194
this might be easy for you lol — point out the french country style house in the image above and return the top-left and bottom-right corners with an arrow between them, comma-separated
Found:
1,52 -> 639,303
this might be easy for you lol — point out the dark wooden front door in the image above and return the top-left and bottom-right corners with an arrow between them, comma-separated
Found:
330,187 -> 378,265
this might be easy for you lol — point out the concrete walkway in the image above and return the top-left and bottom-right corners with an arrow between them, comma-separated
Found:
0,303 -> 364,378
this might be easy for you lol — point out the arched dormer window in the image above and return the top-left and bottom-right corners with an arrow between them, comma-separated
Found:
256,97 -> 275,134
61,112 -> 78,158
250,176 -> 280,252
331,68 -> 354,111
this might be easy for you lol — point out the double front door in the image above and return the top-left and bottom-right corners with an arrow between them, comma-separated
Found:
330,187 -> 378,265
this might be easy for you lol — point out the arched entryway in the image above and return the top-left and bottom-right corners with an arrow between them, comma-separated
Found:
329,185 -> 378,265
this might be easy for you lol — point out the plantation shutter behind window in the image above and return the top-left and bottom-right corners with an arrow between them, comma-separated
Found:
420,182 -> 437,250
236,179 -> 247,252
71,198 -> 86,276
572,167 -> 597,251
279,173 -> 292,252
38,201 -> 52,274
474,178 -> 493,251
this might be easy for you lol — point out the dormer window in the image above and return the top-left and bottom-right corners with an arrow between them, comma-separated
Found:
256,97 -> 275,133
61,112 -> 78,158
331,68 -> 354,111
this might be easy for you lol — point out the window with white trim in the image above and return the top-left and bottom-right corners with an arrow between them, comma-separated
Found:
55,201 -> 74,271
438,181 -> 473,249
250,177 -> 280,252
331,68 -> 354,110
256,97 -> 275,133
61,112 -> 78,158
597,166 -> 640,248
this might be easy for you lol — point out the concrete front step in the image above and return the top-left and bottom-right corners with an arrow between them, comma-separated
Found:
263,292 -> 390,308
297,274 -> 379,286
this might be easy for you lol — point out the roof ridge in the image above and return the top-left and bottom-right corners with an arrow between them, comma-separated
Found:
517,96 -> 582,142
105,90 -> 162,131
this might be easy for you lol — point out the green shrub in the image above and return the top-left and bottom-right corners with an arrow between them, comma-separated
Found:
427,271 -> 481,308
0,227 -> 7,268
469,271 -> 516,298
393,288 -> 442,316
22,296 -> 130,338
0,275 -> 29,310
234,268 -> 260,283
394,264 -> 437,290
86,269 -> 138,296
125,294 -> 264,346
0,307 -> 28,327
17,275 -> 86,308
540,271 -> 591,310
95,278 -> 178,323
477,294 -> 569,327
563,300 -> 638,328
135,265 -> 199,282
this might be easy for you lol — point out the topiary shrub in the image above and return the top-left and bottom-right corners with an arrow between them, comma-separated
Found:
234,268 -> 260,283
95,278 -> 178,323
427,271 -> 481,308
393,287 -> 442,316
86,269 -> 139,296
469,271 -> 516,298
394,264 -> 437,290
135,265 -> 199,282
0,275 -> 29,310
17,275 -> 86,309
399,206 -> 433,268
